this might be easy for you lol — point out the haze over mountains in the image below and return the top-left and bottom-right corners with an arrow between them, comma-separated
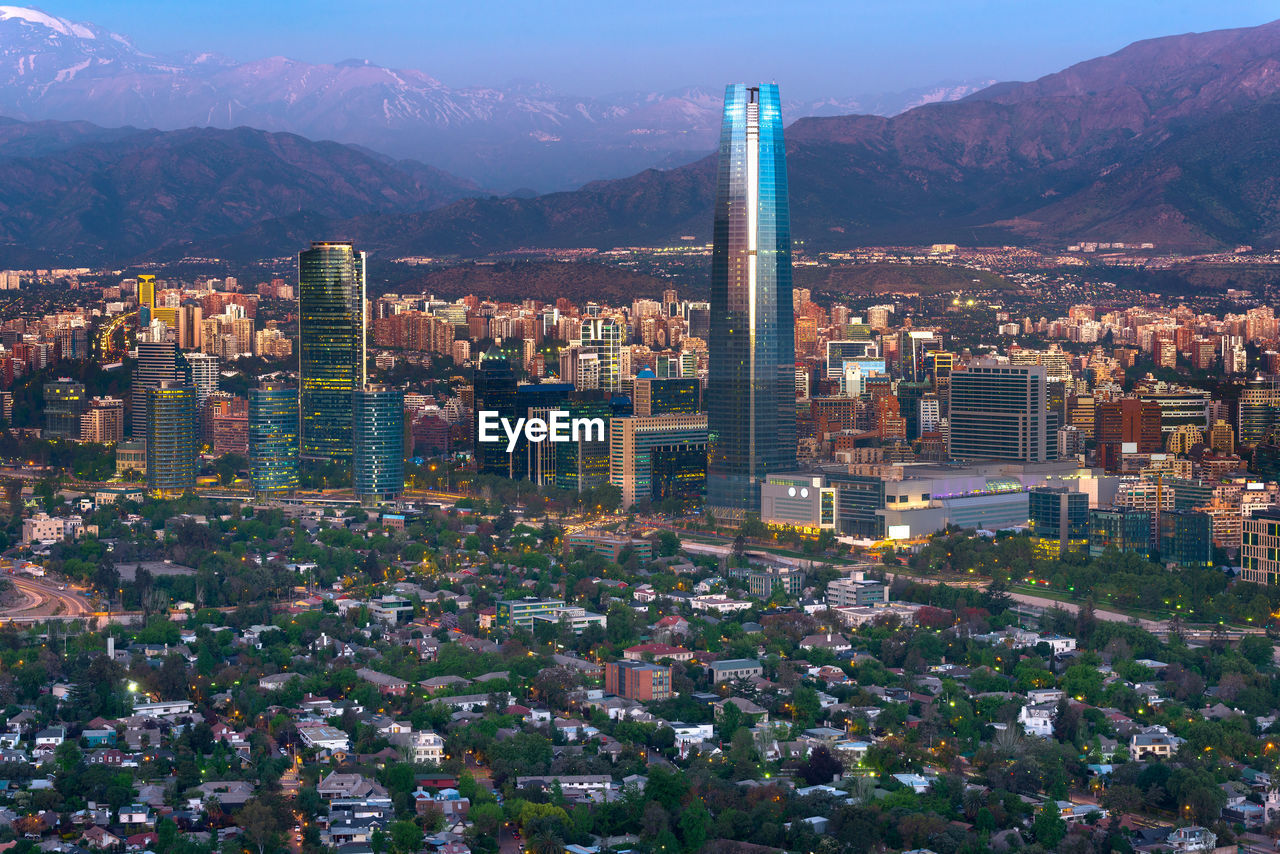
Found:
0,6 -> 989,191
2,9 -> 1280,265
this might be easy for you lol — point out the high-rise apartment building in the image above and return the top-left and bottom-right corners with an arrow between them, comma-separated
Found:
131,341 -> 182,441
947,363 -> 1051,462
575,318 -> 624,393
145,382 -> 197,497
80,397 -> 125,444
352,385 -> 405,504
706,83 -> 796,520
43,378 -> 86,439
185,352 -> 219,405
249,383 -> 299,496
298,241 -> 366,461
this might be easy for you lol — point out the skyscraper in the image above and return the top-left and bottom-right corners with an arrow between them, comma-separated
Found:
706,83 -> 795,520
249,383 -> 299,496
184,352 -> 220,405
298,241 -> 367,461
474,347 -> 517,477
146,382 -> 197,497
353,385 -> 405,504
948,363 -> 1050,462
131,340 -> 182,441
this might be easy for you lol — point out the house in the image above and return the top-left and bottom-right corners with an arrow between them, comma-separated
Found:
297,724 -> 351,752
82,826 -> 121,849
799,633 -> 852,653
1017,703 -> 1056,738
82,729 -> 115,747
132,700 -> 194,718
33,727 -> 65,753
1166,826 -> 1216,852
191,781 -> 255,810
623,643 -> 695,663
1131,730 -> 1183,760
357,668 -> 408,697
118,804 -> 153,826
317,773 -> 388,801
708,659 -> 763,683
419,675 -> 472,694
258,673 -> 303,691
410,731 -> 445,765
515,775 -> 614,800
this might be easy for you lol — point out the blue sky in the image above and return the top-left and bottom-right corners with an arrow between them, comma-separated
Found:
44,0 -> 1280,99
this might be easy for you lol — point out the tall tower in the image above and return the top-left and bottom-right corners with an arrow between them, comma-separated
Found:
706,83 -> 795,521
298,241 -> 366,461
249,382 -> 299,497
353,384 -> 405,505
131,340 -> 182,441
145,381 -> 197,497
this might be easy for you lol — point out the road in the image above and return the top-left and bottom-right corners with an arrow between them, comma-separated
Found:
1,575 -> 94,620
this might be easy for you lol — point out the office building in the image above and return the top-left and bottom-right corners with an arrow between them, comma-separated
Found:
605,661 -> 671,702
1028,487 -> 1089,557
43,378 -> 86,439
610,413 -> 708,509
948,363 -> 1050,462
1095,398 -> 1162,471
1242,509 -> 1280,585
495,598 -> 566,629
900,330 -> 942,383
131,341 -> 182,441
706,83 -> 796,520
474,347 -> 518,477
553,394 -> 611,493
248,382 -> 299,496
1158,510 -> 1213,570
759,473 -> 837,532
747,566 -> 805,599
145,382 -> 197,497
298,241 -> 366,461
1238,375 -> 1279,446
352,385 -> 405,504
1088,507 -> 1151,558
825,574 -> 890,608
80,397 -> 125,444
632,372 -> 700,415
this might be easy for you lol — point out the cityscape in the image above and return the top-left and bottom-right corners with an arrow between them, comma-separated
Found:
4,4 -> 1280,854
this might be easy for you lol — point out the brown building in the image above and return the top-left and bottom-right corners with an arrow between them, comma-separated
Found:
1096,398 -> 1162,471
80,397 -> 125,444
604,661 -> 671,702
205,396 -> 249,455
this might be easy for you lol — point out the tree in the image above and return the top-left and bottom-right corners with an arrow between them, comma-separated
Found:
798,744 -> 844,786
237,800 -> 279,854
1032,802 -> 1066,848
678,801 -> 710,853
389,820 -> 423,854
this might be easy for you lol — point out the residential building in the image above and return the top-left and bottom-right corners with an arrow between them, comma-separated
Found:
352,385 -> 404,504
708,658 -> 763,683
145,382 -> 197,497
248,382 -> 299,496
605,661 -> 671,702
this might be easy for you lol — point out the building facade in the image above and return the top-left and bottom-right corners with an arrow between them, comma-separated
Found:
706,83 -> 796,520
352,385 -> 405,504
145,382 -> 197,497
948,363 -> 1051,462
248,382 -> 299,496
298,241 -> 366,461
610,413 -> 708,509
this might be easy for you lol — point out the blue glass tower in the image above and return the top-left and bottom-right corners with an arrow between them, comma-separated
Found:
706,83 -> 796,521
353,384 -> 405,504
249,382 -> 300,496
298,241 -> 366,462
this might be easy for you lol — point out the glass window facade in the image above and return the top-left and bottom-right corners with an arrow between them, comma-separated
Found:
298,241 -> 366,461
249,383 -> 299,496
706,83 -> 796,520
43,379 -> 86,439
146,383 -> 197,497
948,365 -> 1051,462
352,385 -> 404,504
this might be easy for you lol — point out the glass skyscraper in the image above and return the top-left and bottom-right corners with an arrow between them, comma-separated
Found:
706,83 -> 796,520
146,382 -> 197,497
353,384 -> 405,504
249,382 -> 300,496
299,241 -> 367,461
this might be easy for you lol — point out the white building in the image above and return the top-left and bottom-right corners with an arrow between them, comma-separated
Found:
410,731 -> 444,765
22,513 -> 82,544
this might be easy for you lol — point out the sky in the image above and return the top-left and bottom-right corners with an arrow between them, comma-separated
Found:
41,0 -> 1280,100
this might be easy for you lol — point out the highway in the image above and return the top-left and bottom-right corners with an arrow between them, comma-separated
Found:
1,575 -> 94,621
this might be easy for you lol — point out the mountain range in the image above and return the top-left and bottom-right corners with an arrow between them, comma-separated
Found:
0,6 -> 989,191
3,13 -> 1280,264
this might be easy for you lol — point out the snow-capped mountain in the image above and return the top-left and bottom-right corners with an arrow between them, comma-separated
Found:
0,5 -> 986,190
